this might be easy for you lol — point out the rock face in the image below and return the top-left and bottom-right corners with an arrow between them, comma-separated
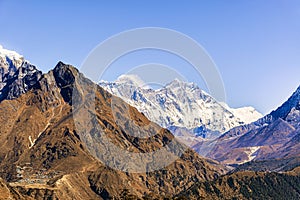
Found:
201,85 -> 300,169
99,75 -> 262,139
0,45 -> 24,86
0,46 -> 42,101
0,61 -> 225,199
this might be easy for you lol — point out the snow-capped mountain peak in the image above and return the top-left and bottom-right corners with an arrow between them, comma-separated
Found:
115,74 -> 149,88
0,45 -> 23,57
0,45 -> 42,101
165,78 -> 197,90
99,75 -> 263,137
0,45 -> 28,79
0,45 -> 24,65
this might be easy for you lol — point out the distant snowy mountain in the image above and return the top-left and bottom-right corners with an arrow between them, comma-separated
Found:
99,75 -> 262,138
0,45 -> 24,89
203,84 -> 300,166
0,45 -> 42,101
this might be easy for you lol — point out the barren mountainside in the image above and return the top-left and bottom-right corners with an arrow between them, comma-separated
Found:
200,84 -> 300,170
0,60 -> 225,199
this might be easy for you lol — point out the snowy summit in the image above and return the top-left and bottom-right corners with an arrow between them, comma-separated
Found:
99,75 -> 263,137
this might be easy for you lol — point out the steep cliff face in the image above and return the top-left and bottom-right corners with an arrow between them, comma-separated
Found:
0,45 -> 24,89
0,46 -> 42,101
0,61 -> 225,199
0,61 -> 42,101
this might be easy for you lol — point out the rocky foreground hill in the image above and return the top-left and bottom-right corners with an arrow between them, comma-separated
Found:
0,61 -> 225,199
0,45 -> 300,199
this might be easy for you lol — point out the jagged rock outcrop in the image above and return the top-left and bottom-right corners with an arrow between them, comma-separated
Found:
0,61 -> 42,101
0,46 -> 42,101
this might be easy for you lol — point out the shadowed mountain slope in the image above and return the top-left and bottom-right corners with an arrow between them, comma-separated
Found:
198,85 -> 300,170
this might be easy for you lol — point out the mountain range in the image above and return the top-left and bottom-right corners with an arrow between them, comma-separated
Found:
1,45 -> 300,199
0,45 -> 226,199
100,75 -> 262,144
201,84 -> 300,170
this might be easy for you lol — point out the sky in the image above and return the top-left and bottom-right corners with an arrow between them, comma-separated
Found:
0,0 -> 300,114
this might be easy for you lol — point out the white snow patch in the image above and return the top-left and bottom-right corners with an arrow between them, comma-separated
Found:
238,146 -> 261,164
116,74 -> 150,89
28,136 -> 34,148
0,45 -> 24,61
230,107 -> 263,124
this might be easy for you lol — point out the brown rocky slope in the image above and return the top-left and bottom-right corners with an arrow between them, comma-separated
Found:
0,62 -> 225,199
194,85 -> 300,171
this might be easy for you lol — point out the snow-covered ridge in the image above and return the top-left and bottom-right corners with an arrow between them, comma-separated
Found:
99,74 -> 263,136
0,45 -> 25,76
220,102 -> 262,124
0,45 -> 24,61
0,45 -> 41,100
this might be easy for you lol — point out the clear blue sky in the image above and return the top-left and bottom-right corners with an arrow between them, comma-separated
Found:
0,0 -> 299,114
